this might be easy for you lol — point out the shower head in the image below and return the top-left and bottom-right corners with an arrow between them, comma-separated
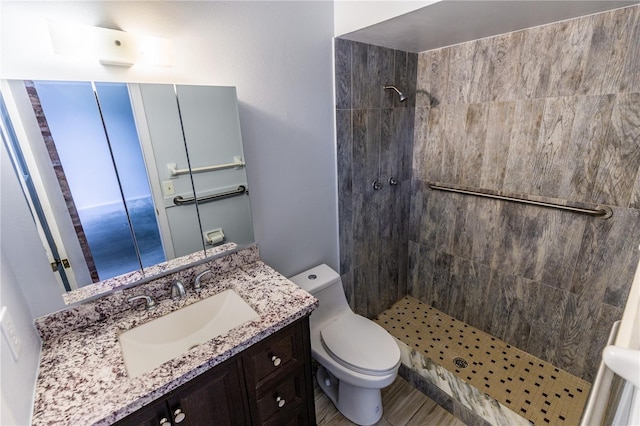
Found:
384,85 -> 408,102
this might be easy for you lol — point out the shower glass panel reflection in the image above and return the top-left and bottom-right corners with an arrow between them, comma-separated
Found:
34,81 -> 165,282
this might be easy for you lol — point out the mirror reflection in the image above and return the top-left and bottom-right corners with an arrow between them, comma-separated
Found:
174,85 -> 254,254
5,80 -> 254,295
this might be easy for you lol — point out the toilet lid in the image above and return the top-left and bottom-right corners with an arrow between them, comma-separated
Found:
320,314 -> 400,376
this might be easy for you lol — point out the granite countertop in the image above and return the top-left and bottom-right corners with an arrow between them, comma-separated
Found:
31,253 -> 318,426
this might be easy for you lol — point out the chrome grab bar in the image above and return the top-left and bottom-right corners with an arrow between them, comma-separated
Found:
428,182 -> 612,218
173,185 -> 247,206
167,156 -> 245,177
579,320 -> 621,426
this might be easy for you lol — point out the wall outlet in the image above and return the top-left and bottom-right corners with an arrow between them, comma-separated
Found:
162,180 -> 175,196
0,306 -> 21,361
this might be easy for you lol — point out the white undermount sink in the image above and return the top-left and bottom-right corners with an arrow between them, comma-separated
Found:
119,289 -> 259,378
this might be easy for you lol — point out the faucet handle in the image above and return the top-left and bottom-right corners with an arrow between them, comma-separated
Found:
127,295 -> 157,310
194,270 -> 212,292
171,280 -> 186,300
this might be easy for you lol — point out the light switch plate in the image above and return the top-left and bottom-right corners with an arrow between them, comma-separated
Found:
0,306 -> 21,361
162,180 -> 175,196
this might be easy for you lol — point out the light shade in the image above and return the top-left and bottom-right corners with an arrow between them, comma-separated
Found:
48,21 -> 173,67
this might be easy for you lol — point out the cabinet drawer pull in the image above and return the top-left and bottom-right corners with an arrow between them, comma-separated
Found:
159,418 -> 171,426
276,396 -> 286,408
173,408 -> 186,423
271,355 -> 282,367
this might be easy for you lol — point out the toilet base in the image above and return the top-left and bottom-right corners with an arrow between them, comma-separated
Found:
317,366 -> 384,426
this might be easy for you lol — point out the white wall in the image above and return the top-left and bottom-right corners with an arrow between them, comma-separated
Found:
0,249 -> 42,426
334,0 -> 437,36
1,1 -> 338,281
0,145 -> 44,425
0,142 -> 66,318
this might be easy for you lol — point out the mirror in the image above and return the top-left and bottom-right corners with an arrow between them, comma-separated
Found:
2,80 -> 254,301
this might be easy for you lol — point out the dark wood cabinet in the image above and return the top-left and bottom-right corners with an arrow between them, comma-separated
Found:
115,393 -> 172,426
115,316 -> 315,426
241,318 -> 315,425
165,357 -> 249,426
114,356 -> 247,426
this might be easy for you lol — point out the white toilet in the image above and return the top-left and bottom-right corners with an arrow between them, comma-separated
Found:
289,264 -> 400,425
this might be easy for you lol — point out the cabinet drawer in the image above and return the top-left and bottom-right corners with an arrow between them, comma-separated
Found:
244,322 -> 302,386
262,401 -> 308,426
256,374 -> 304,424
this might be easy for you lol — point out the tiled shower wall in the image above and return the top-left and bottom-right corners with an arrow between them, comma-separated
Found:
409,5 -> 640,381
335,39 -> 417,319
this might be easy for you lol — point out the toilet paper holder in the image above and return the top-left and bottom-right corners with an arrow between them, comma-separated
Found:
203,228 -> 224,245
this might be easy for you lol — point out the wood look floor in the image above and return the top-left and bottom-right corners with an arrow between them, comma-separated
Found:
314,375 -> 464,426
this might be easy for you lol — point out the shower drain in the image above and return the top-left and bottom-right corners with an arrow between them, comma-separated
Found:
453,357 -> 468,369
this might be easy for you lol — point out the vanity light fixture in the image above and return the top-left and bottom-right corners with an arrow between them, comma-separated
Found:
48,21 -> 173,67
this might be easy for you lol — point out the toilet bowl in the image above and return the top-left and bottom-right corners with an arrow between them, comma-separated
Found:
289,264 -> 400,425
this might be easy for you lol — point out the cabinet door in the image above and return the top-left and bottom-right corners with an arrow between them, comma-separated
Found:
113,396 -> 171,426
165,359 -> 248,426
115,358 -> 248,426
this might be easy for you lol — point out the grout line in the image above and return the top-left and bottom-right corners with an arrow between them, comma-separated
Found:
376,296 -> 591,426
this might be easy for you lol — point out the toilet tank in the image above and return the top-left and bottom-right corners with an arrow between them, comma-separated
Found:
290,264 -> 341,294
289,264 -> 351,326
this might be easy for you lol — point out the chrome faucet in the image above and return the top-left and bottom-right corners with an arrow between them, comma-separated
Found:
171,280 -> 187,300
194,270 -> 212,293
127,294 -> 157,311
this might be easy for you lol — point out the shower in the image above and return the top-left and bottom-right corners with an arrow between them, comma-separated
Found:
383,85 -> 408,102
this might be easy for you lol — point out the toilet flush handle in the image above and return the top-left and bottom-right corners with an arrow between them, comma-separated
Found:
271,355 -> 282,366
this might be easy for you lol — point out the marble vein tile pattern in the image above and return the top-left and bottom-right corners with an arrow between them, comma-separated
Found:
31,246 -> 318,425
394,338 -> 528,426
399,364 -> 493,426
62,242 -> 238,305
410,4 -> 640,382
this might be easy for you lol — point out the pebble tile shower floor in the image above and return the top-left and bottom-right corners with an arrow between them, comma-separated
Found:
375,297 -> 591,426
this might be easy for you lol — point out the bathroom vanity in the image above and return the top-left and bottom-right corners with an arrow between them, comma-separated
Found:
31,246 -> 318,425
115,318 -> 313,425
